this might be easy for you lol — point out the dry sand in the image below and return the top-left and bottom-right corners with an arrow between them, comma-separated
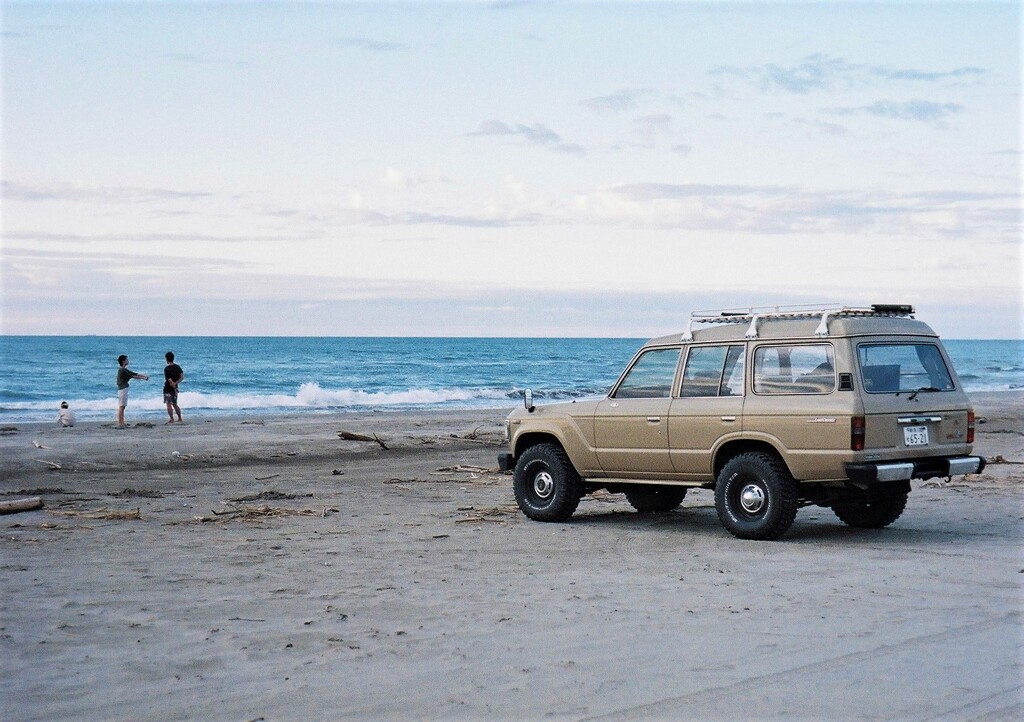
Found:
2,392 -> 1022,720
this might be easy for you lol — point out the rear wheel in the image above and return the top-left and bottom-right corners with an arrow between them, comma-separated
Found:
513,443 -> 583,522
832,492 -> 908,529
715,452 -> 799,540
624,486 -> 687,513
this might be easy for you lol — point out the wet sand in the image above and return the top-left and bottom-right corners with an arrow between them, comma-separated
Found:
2,392 -> 1022,720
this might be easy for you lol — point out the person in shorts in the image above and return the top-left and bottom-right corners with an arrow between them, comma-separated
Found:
116,354 -> 149,428
163,351 -> 185,424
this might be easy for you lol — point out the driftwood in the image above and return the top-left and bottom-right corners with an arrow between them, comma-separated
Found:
48,507 -> 141,520
33,459 -> 62,470
0,497 -> 44,515
433,465 -> 493,475
337,431 -> 389,450
988,455 -> 1024,465
195,504 -> 338,523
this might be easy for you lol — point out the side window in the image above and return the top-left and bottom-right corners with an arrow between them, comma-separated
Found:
679,345 -> 745,398
721,346 -> 746,396
753,344 -> 835,395
613,348 -> 680,399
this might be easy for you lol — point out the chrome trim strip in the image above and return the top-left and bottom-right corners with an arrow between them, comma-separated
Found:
897,416 -> 942,424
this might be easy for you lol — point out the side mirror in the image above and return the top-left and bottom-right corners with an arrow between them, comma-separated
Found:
524,389 -> 535,413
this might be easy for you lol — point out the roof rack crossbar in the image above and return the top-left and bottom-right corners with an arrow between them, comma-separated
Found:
681,304 -> 915,342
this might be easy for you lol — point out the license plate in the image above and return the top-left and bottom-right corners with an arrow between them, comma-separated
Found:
904,426 -> 929,446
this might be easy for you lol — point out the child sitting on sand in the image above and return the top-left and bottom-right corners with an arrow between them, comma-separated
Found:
57,401 -> 75,427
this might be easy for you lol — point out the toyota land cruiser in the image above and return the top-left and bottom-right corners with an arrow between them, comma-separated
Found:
498,305 -> 984,540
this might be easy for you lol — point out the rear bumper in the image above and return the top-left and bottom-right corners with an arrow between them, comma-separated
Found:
845,455 -> 985,484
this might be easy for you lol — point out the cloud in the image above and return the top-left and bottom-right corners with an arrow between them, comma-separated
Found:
469,120 -> 585,155
380,166 -> 452,190
826,99 -> 965,122
574,183 -> 1018,240
333,36 -> 405,52
710,54 -> 989,95
631,114 -> 674,148
2,229 -> 312,245
2,180 -> 212,204
870,66 -> 987,82
580,88 -> 653,113
356,208 -> 547,229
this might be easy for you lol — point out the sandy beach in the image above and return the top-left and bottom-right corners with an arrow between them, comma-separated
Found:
2,391 -> 1021,720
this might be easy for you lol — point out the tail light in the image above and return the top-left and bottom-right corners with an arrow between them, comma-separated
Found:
967,410 -> 975,444
851,416 -> 866,451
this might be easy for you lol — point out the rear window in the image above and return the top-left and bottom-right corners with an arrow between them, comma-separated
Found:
858,343 -> 955,393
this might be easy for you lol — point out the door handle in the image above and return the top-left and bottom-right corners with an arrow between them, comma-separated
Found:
647,417 -> 661,423
721,416 -> 736,422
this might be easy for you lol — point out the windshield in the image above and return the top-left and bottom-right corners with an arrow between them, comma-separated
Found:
857,343 -> 955,393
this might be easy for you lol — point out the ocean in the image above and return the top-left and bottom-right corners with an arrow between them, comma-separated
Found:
0,336 -> 1020,423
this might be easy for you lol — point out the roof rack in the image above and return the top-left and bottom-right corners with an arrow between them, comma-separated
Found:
680,304 -> 915,342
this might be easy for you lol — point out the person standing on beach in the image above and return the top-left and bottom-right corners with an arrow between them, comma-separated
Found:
116,354 -> 148,428
163,351 -> 185,424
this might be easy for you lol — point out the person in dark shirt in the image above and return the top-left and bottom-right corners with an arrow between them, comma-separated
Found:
116,354 -> 149,428
163,351 -> 185,424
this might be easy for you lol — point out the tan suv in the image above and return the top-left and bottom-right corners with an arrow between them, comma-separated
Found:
498,305 -> 984,540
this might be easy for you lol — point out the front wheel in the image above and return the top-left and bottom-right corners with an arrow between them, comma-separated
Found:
513,443 -> 583,522
624,486 -> 687,513
715,452 -> 799,540
832,492 -> 908,529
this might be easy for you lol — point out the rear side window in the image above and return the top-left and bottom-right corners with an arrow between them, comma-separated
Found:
753,344 -> 836,395
858,343 -> 955,393
613,348 -> 680,399
679,345 -> 745,397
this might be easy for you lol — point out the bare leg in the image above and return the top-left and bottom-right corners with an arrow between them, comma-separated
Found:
173,403 -> 183,423
166,403 -> 175,423
117,405 -> 126,427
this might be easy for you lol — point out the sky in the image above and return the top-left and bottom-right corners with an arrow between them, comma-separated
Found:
1,1 -> 1021,338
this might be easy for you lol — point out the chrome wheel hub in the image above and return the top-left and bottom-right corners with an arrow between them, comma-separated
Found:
740,483 -> 766,514
533,471 -> 555,499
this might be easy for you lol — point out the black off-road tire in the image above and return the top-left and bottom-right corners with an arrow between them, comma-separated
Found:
513,443 -> 583,522
832,492 -> 908,529
624,486 -> 687,513
715,452 -> 799,541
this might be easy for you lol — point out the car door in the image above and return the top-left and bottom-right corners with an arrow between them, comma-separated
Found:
669,344 -> 746,479
594,346 -> 681,476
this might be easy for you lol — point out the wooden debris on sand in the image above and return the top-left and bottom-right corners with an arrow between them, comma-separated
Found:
337,431 -> 389,450
228,490 -> 313,502
455,505 -> 519,524
0,497 -> 44,515
109,488 -> 164,499
449,425 -> 503,445
193,504 -> 339,523
48,507 -> 141,520
33,459 -> 62,470
432,465 -> 494,475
